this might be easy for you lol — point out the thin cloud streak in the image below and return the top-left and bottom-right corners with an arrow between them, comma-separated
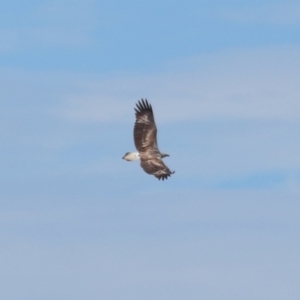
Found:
1,47 -> 299,123
56,46 -> 300,122
1,190 -> 299,300
1,1 -> 299,299
0,26 -> 91,52
1,46 -> 299,186
220,1 -> 300,25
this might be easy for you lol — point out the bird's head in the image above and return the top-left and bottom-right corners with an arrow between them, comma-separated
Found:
122,152 -> 140,161
122,152 -> 130,159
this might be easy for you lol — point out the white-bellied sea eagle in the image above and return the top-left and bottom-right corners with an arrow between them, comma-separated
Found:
122,99 -> 175,180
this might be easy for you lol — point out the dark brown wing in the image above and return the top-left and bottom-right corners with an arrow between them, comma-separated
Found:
134,99 -> 158,153
140,158 -> 175,181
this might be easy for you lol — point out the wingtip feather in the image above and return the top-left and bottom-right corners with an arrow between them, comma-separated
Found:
135,98 -> 152,113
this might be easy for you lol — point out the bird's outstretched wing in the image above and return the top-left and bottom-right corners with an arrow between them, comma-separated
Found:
134,99 -> 158,153
133,98 -> 175,180
140,158 -> 175,181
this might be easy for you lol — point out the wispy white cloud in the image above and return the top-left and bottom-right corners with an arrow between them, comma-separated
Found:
56,46 -> 300,123
0,1 -> 97,52
172,121 -> 300,178
220,1 -> 300,25
280,173 -> 300,195
60,95 -> 131,122
0,29 -> 19,52
32,0 -> 98,28
1,190 -> 299,299
1,46 -> 300,182
0,26 -> 91,53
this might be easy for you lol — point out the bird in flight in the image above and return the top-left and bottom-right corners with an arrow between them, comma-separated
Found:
122,99 -> 175,180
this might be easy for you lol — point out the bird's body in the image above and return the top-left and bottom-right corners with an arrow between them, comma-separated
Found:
122,99 -> 174,180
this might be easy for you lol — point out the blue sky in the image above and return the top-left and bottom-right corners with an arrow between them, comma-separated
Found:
1,0 -> 300,299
